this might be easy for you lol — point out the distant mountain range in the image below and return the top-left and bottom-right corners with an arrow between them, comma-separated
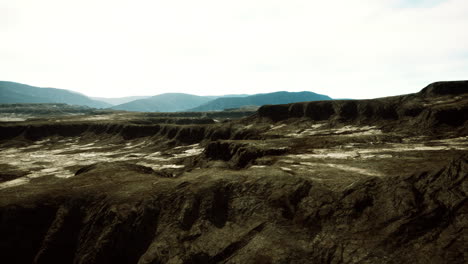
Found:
110,93 -> 215,112
189,91 -> 332,112
0,81 -> 333,112
0,81 -> 110,108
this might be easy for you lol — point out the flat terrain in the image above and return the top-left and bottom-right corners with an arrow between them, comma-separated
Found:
0,81 -> 467,264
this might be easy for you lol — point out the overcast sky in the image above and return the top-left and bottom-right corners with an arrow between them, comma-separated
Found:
1,0 -> 467,98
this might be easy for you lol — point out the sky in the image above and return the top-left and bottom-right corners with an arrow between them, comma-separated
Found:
1,0 -> 467,99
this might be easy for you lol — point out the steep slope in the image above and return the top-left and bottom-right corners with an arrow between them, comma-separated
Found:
0,81 -> 110,108
111,93 -> 214,112
190,91 -> 332,112
91,96 -> 151,106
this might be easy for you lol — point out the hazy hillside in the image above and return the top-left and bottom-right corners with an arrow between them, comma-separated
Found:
91,96 -> 151,106
111,93 -> 214,112
189,91 -> 332,111
0,81 -> 111,108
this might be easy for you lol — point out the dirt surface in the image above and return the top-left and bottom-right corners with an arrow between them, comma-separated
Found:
0,81 -> 467,264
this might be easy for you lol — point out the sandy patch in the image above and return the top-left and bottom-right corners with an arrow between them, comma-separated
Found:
287,125 -> 382,138
0,138 -> 190,189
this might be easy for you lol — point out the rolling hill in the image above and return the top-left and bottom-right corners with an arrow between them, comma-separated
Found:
110,93 -> 215,112
0,81 -> 110,108
189,91 -> 332,112
1,81 -> 332,113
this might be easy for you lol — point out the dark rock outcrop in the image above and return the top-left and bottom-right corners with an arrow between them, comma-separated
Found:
203,140 -> 289,168
257,81 -> 468,134
0,122 -> 263,146
420,80 -> 468,96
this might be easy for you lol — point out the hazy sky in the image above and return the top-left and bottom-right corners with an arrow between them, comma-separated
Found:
1,0 -> 467,98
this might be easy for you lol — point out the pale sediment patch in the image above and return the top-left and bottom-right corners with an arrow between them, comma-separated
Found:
29,154 -> 48,158
250,165 -> 266,169
286,138 -> 468,162
287,151 -> 359,160
0,139 -> 185,188
0,168 -> 75,189
174,148 -> 204,158
184,147 -> 203,155
136,162 -> 161,170
35,139 -> 51,144
130,160 -> 165,170
334,125 -> 379,134
28,168 -> 75,179
171,144 -> 204,159
434,136 -> 468,145
54,171 -> 75,178
146,151 -> 162,157
80,115 -> 114,121
144,152 -> 172,162
0,177 -> 30,190
291,161 -> 382,177
360,154 -> 393,159
161,164 -> 185,169
299,162 -> 317,166
138,163 -> 185,170
287,125 -> 382,138
40,168 -> 59,173
325,164 -> 382,177
174,144 -> 198,150
123,140 -> 149,149
270,124 -> 286,130
359,142 -> 467,153
0,117 -> 27,122
79,153 -> 100,158
311,124 -> 326,129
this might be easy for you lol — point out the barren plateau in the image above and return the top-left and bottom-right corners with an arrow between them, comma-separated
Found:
0,81 -> 467,264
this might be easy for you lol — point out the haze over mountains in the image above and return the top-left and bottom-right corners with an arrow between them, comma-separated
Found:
110,94 -> 257,112
110,93 -> 215,112
91,96 -> 151,106
0,81 -> 334,112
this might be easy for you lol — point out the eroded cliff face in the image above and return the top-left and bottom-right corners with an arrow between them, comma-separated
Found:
257,81 -> 468,133
1,156 -> 466,264
0,82 -> 467,264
